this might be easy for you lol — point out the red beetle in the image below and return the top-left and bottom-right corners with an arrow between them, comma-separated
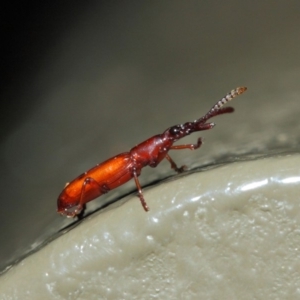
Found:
57,87 -> 247,217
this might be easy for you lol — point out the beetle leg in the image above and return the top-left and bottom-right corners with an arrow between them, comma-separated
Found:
165,154 -> 186,173
79,177 -> 110,207
132,170 -> 149,212
170,137 -> 203,150
166,138 -> 203,173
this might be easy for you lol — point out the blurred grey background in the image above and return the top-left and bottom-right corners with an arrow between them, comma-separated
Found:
1,1 -> 300,272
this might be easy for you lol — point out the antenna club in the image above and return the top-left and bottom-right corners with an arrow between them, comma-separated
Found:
236,86 -> 247,95
228,86 -> 247,100
214,86 -> 247,110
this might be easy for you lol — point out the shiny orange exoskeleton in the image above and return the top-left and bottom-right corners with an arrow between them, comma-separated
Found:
57,87 -> 247,217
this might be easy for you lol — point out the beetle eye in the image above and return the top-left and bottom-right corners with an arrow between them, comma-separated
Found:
169,126 -> 180,135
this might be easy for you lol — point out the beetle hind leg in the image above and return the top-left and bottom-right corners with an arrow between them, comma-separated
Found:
78,177 -> 111,209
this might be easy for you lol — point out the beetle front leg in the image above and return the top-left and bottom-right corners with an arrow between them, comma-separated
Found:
170,137 -> 203,151
132,169 -> 149,212
166,138 -> 203,174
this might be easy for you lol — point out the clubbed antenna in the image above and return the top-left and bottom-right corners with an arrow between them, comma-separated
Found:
200,87 -> 247,123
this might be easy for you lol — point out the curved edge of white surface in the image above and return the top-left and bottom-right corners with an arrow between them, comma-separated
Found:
1,153 -> 300,299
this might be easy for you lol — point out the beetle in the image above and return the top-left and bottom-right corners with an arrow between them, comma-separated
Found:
57,87 -> 247,217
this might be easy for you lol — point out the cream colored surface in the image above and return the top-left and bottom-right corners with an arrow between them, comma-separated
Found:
1,153 -> 300,299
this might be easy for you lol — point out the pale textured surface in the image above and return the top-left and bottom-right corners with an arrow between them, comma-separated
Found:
1,153 -> 300,299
